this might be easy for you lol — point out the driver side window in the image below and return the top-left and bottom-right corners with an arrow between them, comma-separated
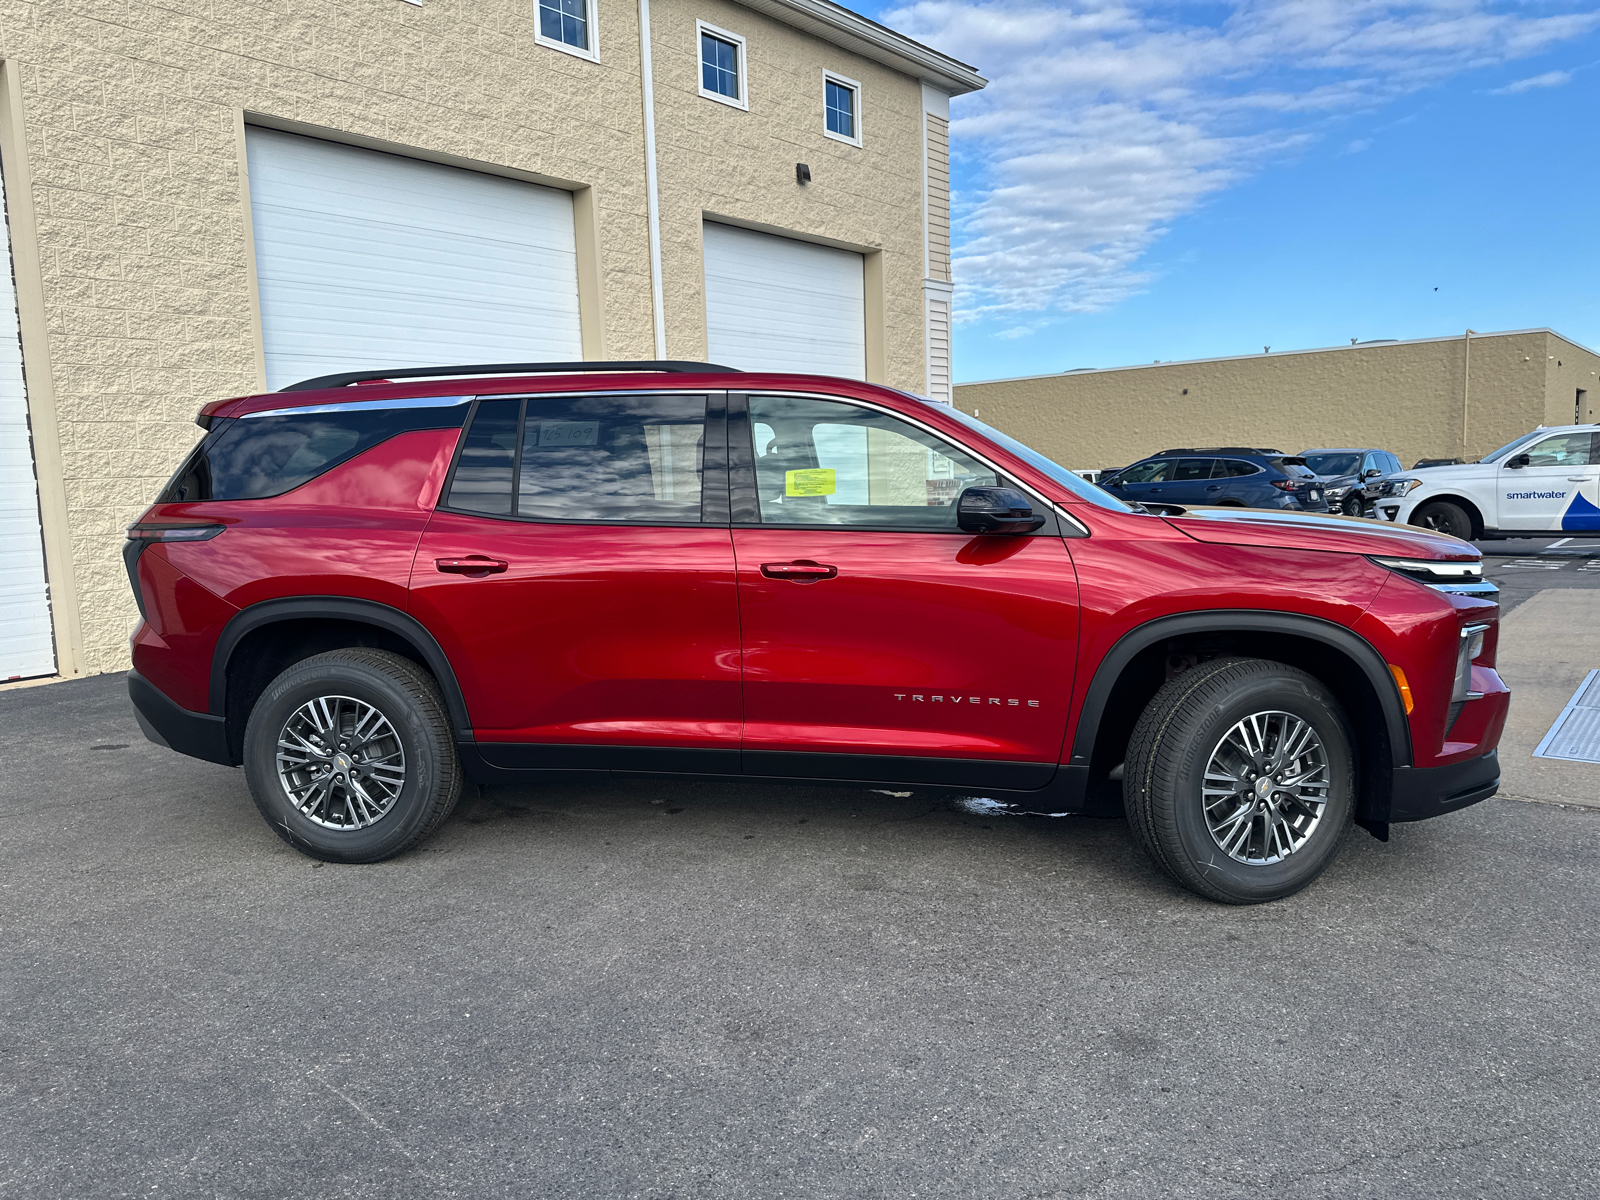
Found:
745,394 -> 1005,530
1524,433 -> 1598,467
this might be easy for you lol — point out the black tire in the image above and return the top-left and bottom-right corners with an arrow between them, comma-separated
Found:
1341,496 -> 1363,517
1123,657 -> 1355,904
1410,500 -> 1473,540
243,649 -> 463,863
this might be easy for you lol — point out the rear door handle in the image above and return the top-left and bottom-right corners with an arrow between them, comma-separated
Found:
1205,484 -> 1222,491
436,556 -> 508,575
1567,476 -> 1596,482
760,560 -> 837,582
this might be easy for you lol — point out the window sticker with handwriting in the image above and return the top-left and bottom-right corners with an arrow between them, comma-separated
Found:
786,468 -> 837,496
535,421 -> 599,447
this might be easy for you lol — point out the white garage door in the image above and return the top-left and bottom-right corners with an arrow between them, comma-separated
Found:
245,128 -> 583,391
703,223 -> 865,378
0,156 -> 56,681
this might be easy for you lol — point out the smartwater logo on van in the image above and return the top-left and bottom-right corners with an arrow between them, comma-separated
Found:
1505,490 -> 1569,500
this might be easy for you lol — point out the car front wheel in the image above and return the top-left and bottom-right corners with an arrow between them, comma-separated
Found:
1123,657 -> 1354,904
1410,499 -> 1472,540
243,648 -> 463,863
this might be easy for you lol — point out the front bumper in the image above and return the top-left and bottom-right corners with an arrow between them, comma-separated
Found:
1387,750 -> 1499,822
128,670 -> 234,766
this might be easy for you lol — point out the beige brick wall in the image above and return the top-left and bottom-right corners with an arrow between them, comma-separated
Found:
954,331 -> 1600,475
0,0 -> 937,677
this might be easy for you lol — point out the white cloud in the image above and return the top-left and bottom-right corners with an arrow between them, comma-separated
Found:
1490,68 -> 1574,93
883,1 -> 1600,327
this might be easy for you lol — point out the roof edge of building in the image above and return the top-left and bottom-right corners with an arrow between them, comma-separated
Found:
737,0 -> 987,94
958,327 -> 1598,388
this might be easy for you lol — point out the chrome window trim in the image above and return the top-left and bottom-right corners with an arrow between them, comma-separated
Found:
240,394 -> 474,420
743,389 -> 1091,536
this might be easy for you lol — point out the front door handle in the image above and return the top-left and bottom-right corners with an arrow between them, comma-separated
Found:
436,556 -> 508,575
760,560 -> 838,582
1567,476 -> 1597,482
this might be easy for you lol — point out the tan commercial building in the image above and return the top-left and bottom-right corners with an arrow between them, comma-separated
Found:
955,328 -> 1600,476
0,0 -> 982,683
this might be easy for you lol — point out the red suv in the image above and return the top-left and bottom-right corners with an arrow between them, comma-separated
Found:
125,362 -> 1508,903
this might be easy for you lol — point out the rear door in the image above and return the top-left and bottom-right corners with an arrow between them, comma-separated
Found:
729,392 -> 1080,788
1162,458 -> 1221,505
409,391 -> 742,771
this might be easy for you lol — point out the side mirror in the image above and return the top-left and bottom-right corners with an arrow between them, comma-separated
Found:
957,486 -> 1047,535
1363,468 -> 1382,479
1507,453 -> 1530,469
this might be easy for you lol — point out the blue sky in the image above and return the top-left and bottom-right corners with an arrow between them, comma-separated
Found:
859,2 -> 1600,382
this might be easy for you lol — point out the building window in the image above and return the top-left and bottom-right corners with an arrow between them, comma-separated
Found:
823,72 -> 861,146
537,0 -> 597,61
697,22 -> 747,109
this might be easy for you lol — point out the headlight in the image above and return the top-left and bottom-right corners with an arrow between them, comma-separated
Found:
1370,556 -> 1481,583
1383,478 -> 1425,498
1324,485 -> 1350,499
1370,556 -> 1497,598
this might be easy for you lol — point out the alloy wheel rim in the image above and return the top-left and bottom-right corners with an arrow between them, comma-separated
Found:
1201,710 -> 1330,865
275,695 -> 406,830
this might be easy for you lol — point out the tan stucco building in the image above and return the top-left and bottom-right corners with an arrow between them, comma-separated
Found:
0,0 -> 982,683
954,328 -> 1600,475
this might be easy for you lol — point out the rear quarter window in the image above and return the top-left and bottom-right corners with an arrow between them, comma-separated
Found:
160,398 -> 470,502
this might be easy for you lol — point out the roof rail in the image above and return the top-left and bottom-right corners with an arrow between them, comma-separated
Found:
280,360 -> 742,392
1156,446 -> 1285,456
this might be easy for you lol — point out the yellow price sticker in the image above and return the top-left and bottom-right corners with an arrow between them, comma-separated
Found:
785,468 -> 837,497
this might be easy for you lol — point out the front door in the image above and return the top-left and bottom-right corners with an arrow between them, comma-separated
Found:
730,392 -> 1080,789
409,391 -> 742,772
1497,431 -> 1600,532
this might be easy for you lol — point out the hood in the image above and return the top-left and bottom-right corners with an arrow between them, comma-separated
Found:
1163,505 -> 1477,560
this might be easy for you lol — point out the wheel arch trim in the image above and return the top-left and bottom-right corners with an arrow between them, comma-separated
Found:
209,597 -> 474,739
1069,609 -> 1412,769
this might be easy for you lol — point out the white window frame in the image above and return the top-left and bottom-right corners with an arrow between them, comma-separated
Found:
534,0 -> 600,63
696,20 -> 748,110
822,70 -> 862,147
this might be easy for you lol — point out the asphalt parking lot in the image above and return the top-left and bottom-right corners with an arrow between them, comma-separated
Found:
3,662 -> 1599,1199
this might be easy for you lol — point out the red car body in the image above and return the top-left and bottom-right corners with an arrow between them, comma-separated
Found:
127,369 -> 1507,837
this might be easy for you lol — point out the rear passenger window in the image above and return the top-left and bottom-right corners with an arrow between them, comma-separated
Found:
1221,459 -> 1259,477
160,397 -> 471,502
444,393 -> 709,523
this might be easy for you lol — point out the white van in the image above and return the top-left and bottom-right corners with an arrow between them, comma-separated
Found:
1375,426 -> 1600,539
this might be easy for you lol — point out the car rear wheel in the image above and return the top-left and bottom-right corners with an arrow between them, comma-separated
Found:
1411,500 -> 1472,540
1123,656 -> 1354,904
243,649 -> 463,863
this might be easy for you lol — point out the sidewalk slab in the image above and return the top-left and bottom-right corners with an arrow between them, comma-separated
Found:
1494,588 -> 1600,809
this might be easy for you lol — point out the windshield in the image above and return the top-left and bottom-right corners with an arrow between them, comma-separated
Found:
1302,453 -> 1360,476
1478,430 -> 1546,464
938,407 -> 1135,512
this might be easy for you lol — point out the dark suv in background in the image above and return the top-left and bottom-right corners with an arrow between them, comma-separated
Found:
1300,448 -> 1404,516
1098,448 -> 1328,512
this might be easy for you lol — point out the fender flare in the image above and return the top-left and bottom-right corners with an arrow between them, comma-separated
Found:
1068,609 -> 1412,769
209,596 -> 474,739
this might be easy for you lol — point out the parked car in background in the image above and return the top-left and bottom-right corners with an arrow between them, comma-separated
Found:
1099,448 -> 1330,512
1299,448 -> 1404,516
1377,426 -> 1600,538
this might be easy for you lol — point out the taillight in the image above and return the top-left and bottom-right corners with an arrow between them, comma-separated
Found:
124,525 -> 225,621
125,524 -> 225,543
1270,479 -> 1305,491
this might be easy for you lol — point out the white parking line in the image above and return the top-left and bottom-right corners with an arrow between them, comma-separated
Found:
1548,538 -> 1573,549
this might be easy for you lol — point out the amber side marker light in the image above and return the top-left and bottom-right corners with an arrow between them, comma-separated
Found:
1388,664 -> 1415,714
